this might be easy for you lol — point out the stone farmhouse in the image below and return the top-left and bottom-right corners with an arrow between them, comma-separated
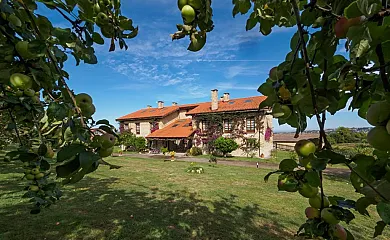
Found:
116,90 -> 273,158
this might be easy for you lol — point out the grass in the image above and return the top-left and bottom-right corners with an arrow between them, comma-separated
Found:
1,156 -> 388,240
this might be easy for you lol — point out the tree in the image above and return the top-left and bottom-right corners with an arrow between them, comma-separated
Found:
214,137 -> 239,157
1,0 -> 390,238
327,127 -> 367,144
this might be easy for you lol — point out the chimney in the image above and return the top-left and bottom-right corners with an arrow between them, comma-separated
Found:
147,105 -> 152,108
211,89 -> 218,110
223,93 -> 230,102
220,96 -> 224,101
172,102 -> 178,106
158,101 -> 164,109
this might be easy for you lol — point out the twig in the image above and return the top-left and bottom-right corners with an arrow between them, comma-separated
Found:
315,5 -> 341,19
20,2 -> 86,126
375,2 -> 390,91
291,0 -> 330,147
0,85 -> 23,145
346,163 -> 389,202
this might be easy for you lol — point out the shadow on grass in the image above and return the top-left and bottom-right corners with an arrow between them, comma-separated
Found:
0,174 -> 295,240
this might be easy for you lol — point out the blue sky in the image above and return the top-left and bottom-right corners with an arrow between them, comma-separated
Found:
43,1 -> 370,132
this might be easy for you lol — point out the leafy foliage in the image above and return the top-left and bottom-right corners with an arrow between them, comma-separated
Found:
214,137 -> 239,156
118,131 -> 146,152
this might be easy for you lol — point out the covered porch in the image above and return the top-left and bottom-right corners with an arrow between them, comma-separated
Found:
146,118 -> 196,153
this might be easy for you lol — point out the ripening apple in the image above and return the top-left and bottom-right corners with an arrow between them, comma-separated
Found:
26,174 -> 35,180
321,208 -> 340,224
299,183 -> 318,198
75,93 -> 93,106
29,185 -> 39,192
305,207 -> 320,219
294,140 -> 316,157
181,5 -> 196,23
35,173 -> 45,180
80,103 -> 96,118
188,0 -> 201,9
98,146 -> 114,158
15,41 -> 33,59
96,12 -> 109,26
367,126 -> 390,151
178,0 -> 188,10
100,133 -> 116,149
31,167 -> 40,175
45,146 -> 55,158
330,224 -> 347,240
334,17 -> 349,39
366,101 -> 390,126
23,88 -> 35,97
309,193 -> 330,209
277,174 -> 299,192
10,73 -> 33,90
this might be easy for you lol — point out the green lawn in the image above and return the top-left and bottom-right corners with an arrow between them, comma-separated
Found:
0,156 -> 388,240
197,150 -> 296,164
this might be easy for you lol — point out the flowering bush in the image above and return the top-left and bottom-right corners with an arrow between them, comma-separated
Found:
265,127 -> 272,142
170,151 -> 176,157
186,162 -> 204,174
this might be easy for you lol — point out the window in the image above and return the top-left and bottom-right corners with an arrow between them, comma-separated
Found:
124,124 -> 129,130
246,117 -> 256,132
244,99 -> 253,103
202,121 -> 209,131
224,119 -> 233,133
135,123 -> 140,134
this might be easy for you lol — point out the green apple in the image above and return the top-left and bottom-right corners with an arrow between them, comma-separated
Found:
31,167 -> 40,175
277,174 -> 299,192
98,146 -> 114,158
178,0 -> 188,10
15,90 -> 23,97
294,140 -> 316,157
367,126 -> 390,151
188,32 -> 206,52
8,14 -> 22,27
305,207 -> 320,219
321,208 -> 340,225
366,101 -> 390,126
386,119 -> 390,135
96,12 -> 109,26
93,3 -> 101,13
23,88 -> 35,97
181,5 -> 196,23
99,133 -> 116,149
309,193 -> 330,209
80,103 -> 96,118
10,73 -> 33,90
29,185 -> 39,192
330,224 -> 347,240
299,183 -> 318,198
35,173 -> 45,180
31,96 -> 41,104
188,0 -> 201,9
26,174 -> 35,180
75,93 -> 93,106
299,156 -> 312,169
15,41 -> 33,59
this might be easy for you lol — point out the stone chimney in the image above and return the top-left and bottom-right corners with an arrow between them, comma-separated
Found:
211,89 -> 218,110
223,93 -> 230,102
220,96 -> 224,101
172,102 -> 178,106
157,101 -> 164,109
147,105 -> 152,108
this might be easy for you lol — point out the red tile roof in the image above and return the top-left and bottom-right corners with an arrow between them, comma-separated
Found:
146,119 -> 195,139
116,106 -> 180,121
186,96 -> 267,115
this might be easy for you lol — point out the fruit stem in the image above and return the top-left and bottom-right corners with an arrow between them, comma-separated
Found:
20,2 -> 86,126
291,0 -> 330,148
345,163 -> 389,202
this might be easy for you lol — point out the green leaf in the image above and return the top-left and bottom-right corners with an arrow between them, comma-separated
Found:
279,159 -> 298,171
246,12 -> 258,31
56,157 -> 81,178
374,221 -> 387,238
357,0 -> 382,17
300,8 -> 316,26
355,197 -> 373,216
40,159 -> 51,171
99,125 -> 118,138
37,144 -> 47,156
304,171 -> 321,187
263,170 -> 281,183
79,151 -> 100,169
56,144 -> 85,162
344,1 -> 364,19
353,39 -> 370,58
258,80 -> 275,96
119,18 -> 134,30
92,32 -> 104,45
377,202 -> 390,224
311,158 -> 328,171
232,0 -> 251,17
259,19 -> 272,36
